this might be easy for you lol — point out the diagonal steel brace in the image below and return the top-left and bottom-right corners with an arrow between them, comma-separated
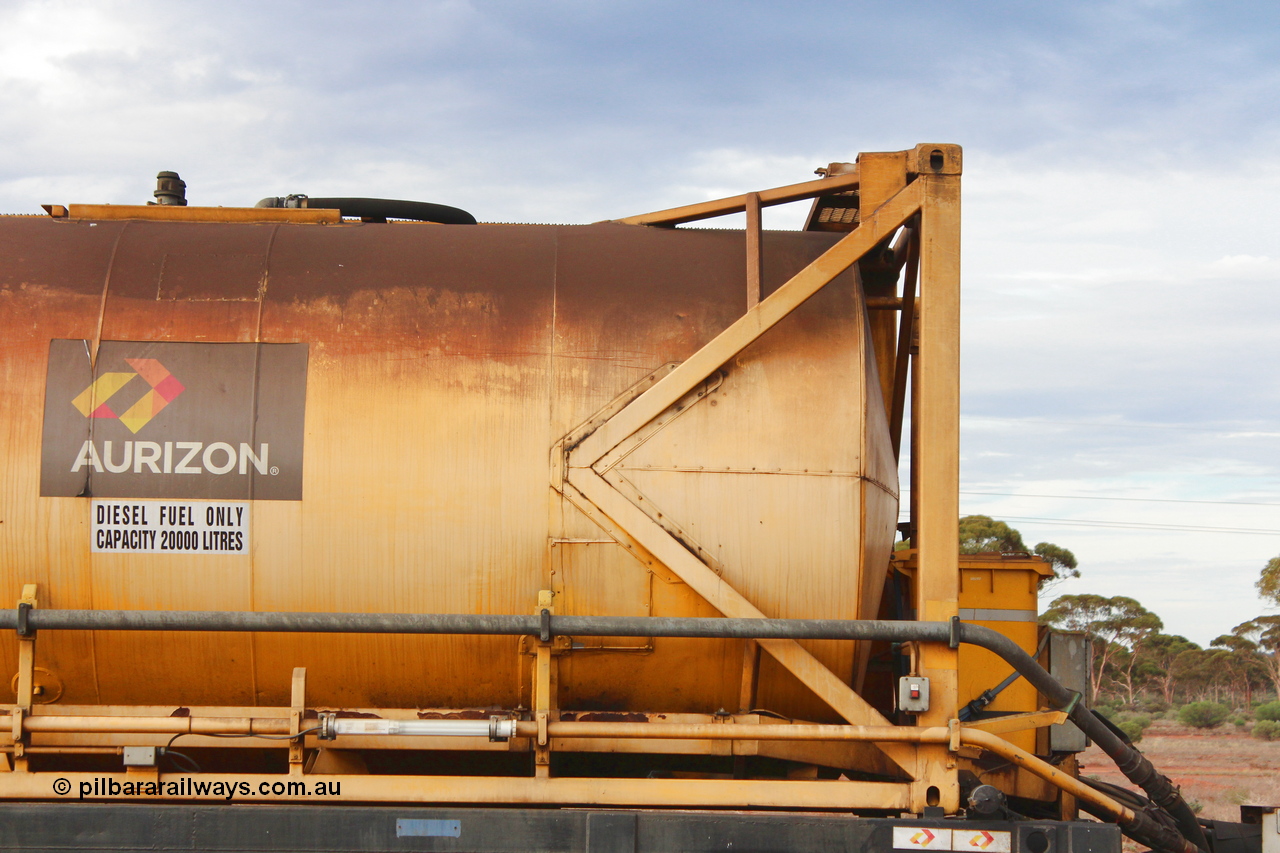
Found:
562,179 -> 927,776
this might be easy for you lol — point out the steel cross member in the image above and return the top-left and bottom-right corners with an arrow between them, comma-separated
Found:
558,170 -> 934,780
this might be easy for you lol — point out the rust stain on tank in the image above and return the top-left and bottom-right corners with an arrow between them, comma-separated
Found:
0,214 -> 897,724
566,712 -> 650,723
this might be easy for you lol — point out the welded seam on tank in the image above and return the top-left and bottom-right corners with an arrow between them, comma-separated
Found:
244,222 -> 282,707
854,283 -> 875,692
85,220 -> 131,704
90,220 -> 130,370
252,223 -> 281,345
603,469 -> 726,576
861,473 -> 898,500
617,467 -> 897,586
560,358 -> 680,455
609,465 -> 871,479
854,254 -> 902,508
556,478 -> 688,594
545,229 -> 561,623
587,373 -> 724,476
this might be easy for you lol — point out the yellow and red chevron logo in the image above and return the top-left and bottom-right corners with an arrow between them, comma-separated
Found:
71,358 -> 185,434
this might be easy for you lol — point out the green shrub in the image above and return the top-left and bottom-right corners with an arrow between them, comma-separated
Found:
1117,716 -> 1152,743
1233,715 -> 1248,728
1255,701 -> 1280,722
1094,702 -> 1120,720
1226,788 -> 1251,805
1253,720 -> 1280,741
1178,702 -> 1231,729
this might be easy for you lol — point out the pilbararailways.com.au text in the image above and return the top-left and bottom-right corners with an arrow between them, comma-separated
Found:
56,777 -> 341,800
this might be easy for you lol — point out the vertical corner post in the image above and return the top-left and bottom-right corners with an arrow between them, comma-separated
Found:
910,143 -> 963,812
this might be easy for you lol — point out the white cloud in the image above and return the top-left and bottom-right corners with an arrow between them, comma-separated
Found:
0,1 -> 150,85
3,0 -> 1280,644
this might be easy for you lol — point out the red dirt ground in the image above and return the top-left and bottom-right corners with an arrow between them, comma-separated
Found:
1078,719 -> 1280,822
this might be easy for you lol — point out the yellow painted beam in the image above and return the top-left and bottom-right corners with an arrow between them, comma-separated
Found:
0,772 -> 911,810
65,204 -> 341,224
962,711 -> 1067,736
615,170 -> 862,226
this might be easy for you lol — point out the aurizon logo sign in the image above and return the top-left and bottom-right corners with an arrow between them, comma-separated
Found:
41,341 -> 307,501
64,354 -> 271,479
71,357 -> 185,433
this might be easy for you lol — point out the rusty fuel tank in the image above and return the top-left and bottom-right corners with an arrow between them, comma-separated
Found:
0,208 -> 897,722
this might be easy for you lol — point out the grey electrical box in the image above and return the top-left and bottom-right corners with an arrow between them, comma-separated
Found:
122,746 -> 157,767
1046,631 -> 1089,752
897,675 -> 930,713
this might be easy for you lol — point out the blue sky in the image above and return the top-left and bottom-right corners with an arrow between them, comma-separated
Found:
2,0 -> 1279,645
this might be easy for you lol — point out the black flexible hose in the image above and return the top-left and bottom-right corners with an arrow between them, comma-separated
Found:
308,197 -> 476,224
951,622 -> 1208,853
1080,777 -> 1180,833
254,195 -> 476,224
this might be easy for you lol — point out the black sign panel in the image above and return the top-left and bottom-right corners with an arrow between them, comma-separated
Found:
41,340 -> 307,501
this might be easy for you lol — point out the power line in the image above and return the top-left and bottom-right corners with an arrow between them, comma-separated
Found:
1001,515 -> 1280,535
895,489 -> 1280,534
902,489 -> 1280,507
961,415 -> 1280,436
896,514 -> 1280,536
958,490 -> 1280,508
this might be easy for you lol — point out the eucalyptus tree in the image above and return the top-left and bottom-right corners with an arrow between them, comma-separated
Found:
1041,594 -> 1162,704
1232,616 -> 1280,700
958,515 -> 1080,590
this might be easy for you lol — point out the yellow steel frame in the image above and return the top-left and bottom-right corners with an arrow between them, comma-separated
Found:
554,144 -> 964,810
0,696 -> 1118,818
1,144 -> 1082,816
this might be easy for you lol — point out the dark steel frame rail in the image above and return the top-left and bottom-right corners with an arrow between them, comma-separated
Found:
0,610 -> 1206,853
0,804 -> 1122,853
